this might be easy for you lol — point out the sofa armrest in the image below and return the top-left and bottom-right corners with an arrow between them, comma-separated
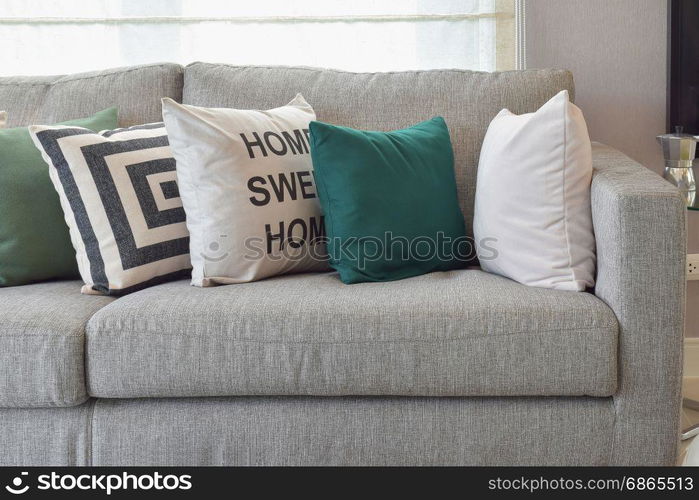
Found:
591,143 -> 686,465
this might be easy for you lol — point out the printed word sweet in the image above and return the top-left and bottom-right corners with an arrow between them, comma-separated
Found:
248,171 -> 316,206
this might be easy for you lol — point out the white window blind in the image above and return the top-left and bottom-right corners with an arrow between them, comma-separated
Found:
0,0 -> 517,76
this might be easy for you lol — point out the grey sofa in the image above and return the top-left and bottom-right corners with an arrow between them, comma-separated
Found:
0,62 -> 686,466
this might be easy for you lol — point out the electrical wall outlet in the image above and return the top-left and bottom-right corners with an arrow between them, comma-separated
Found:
688,254 -> 699,280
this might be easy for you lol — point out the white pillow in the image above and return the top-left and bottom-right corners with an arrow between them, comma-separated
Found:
0,111 -> 6,128
162,95 -> 328,286
29,123 -> 191,295
473,90 -> 595,291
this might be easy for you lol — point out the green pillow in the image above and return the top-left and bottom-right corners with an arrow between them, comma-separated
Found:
0,108 -> 118,286
309,117 -> 468,284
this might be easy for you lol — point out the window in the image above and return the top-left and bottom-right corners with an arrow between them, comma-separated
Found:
0,0 -> 520,76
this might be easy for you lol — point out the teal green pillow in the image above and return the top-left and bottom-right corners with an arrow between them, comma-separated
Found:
309,117 -> 468,284
0,108 -> 118,286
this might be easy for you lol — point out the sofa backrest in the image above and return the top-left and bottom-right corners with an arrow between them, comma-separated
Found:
0,61 -> 573,235
183,63 -> 574,235
0,63 -> 183,128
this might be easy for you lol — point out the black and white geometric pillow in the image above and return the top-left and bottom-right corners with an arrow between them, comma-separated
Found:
30,123 -> 190,295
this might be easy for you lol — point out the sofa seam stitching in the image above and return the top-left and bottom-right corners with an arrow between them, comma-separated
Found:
87,324 -> 615,344
186,61 -> 569,77
86,398 -> 96,467
0,400 -> 86,407
607,188 -> 625,465
0,63 -> 180,87
0,335 -> 85,339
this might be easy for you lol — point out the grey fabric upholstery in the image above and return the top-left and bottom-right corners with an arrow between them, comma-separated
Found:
590,143 -> 687,466
0,396 -> 614,466
90,396 -> 614,466
0,401 -> 93,466
183,62 -> 574,237
0,64 -> 687,466
0,282 -> 113,407
0,74 -> 56,128
0,63 -> 183,128
86,271 -> 617,398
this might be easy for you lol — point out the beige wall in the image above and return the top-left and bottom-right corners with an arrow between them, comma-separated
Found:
526,0 -> 667,170
525,0 -> 699,337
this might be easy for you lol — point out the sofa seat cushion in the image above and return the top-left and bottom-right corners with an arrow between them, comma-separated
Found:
86,271 -> 617,398
0,282 -> 114,407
